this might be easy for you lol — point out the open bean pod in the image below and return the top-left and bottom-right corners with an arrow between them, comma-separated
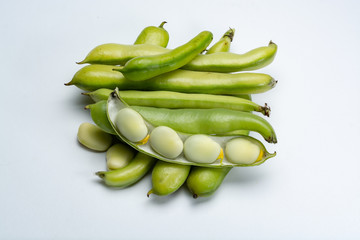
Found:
107,89 -> 276,168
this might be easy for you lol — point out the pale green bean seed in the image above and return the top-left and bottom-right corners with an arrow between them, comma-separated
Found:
225,138 -> 261,164
184,134 -> 222,164
149,126 -> 183,159
77,122 -> 112,151
114,108 -> 148,143
106,143 -> 135,170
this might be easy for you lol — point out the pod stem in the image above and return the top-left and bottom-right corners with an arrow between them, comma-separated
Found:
112,66 -> 124,73
261,103 -> 271,117
192,194 -> 198,199
95,171 -> 105,179
224,28 -> 235,42
159,21 -> 167,28
147,189 -> 153,198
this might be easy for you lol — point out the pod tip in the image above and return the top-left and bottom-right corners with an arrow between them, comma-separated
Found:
95,171 -> 105,179
64,81 -> 72,86
262,103 -> 271,117
112,66 -> 124,72
76,60 -> 85,64
192,194 -> 198,199
159,21 -> 167,28
147,189 -> 153,198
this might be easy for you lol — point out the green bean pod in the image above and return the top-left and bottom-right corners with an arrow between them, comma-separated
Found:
134,21 -> 169,47
76,41 -> 277,73
77,44 -> 168,65
182,41 -> 277,72
85,101 -> 116,135
66,65 -> 276,95
132,105 -> 276,143
107,89 -> 276,168
113,31 -> 213,81
96,152 -> 156,188
84,88 -> 252,103
186,166 -> 232,198
206,28 -> 234,54
86,90 -> 270,115
147,161 -> 191,197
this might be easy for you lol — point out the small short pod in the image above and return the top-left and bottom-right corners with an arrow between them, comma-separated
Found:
184,134 -> 222,164
149,126 -> 183,158
114,108 -> 148,143
225,138 -> 262,164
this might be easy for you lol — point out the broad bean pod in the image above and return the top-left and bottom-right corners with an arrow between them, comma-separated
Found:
206,28 -> 234,54
66,65 -> 276,95
96,152 -> 156,187
84,88 -> 252,103
87,90 -> 270,116
132,105 -> 277,143
114,31 -> 213,81
77,42 -> 277,73
147,161 -> 191,197
186,166 -> 232,198
134,21 -> 169,47
107,89 -> 276,168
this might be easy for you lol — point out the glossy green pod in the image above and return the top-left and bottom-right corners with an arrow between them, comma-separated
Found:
77,44 -> 168,65
134,21 -> 169,47
85,101 -> 116,135
182,41 -> 277,72
186,166 -> 232,198
85,90 -> 270,116
96,152 -> 156,188
147,161 -> 191,197
206,28 -> 234,54
132,105 -> 277,143
113,31 -> 213,81
84,88 -> 252,104
76,41 -> 276,73
66,65 -> 276,95
107,89 -> 276,167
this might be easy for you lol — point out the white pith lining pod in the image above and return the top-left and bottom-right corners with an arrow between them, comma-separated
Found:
107,89 -> 276,167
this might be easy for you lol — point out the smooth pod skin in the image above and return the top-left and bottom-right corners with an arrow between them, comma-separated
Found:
114,31 -> 213,81
77,122 -> 113,151
84,88 -> 252,103
182,41 -> 277,72
106,143 -> 135,170
147,161 -> 191,197
76,41 -> 276,73
206,28 -> 234,54
82,88 -> 113,102
133,106 -> 277,143
66,65 -> 276,95
77,43 -> 168,65
85,101 -> 116,134
119,91 -> 270,115
186,166 -> 232,198
96,152 -> 156,188
134,21 -> 169,47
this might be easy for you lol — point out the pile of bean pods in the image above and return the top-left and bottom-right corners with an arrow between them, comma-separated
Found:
66,22 -> 278,198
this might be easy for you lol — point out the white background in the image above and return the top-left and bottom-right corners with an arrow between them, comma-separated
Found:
1,0 -> 360,239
